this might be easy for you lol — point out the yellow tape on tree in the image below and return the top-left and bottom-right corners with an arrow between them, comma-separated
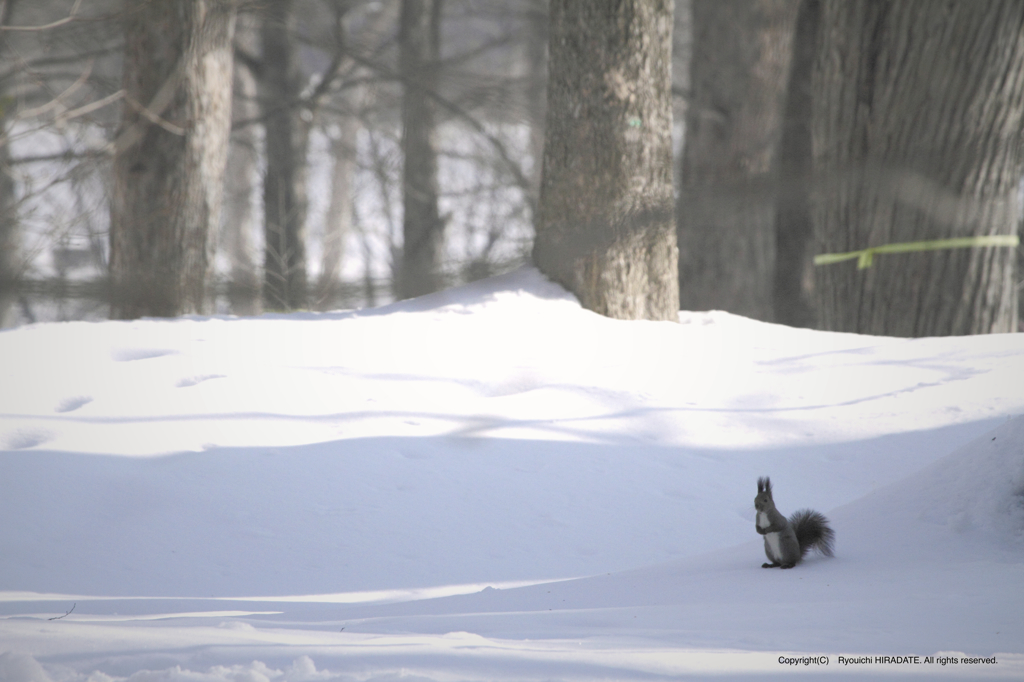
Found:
813,235 -> 1020,269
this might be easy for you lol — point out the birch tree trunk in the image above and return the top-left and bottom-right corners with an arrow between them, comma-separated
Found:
110,0 -> 236,319
812,0 -> 1024,336
398,0 -> 444,299
534,0 -> 678,321
677,0 -> 798,321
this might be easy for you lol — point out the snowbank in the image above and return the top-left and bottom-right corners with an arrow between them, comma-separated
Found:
1,268 -> 1022,680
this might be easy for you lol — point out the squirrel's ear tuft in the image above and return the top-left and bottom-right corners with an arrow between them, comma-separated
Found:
757,476 -> 771,495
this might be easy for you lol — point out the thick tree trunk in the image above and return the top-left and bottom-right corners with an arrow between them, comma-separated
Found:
812,1 -> 1024,336
0,136 -> 15,328
677,0 -> 798,321
773,0 -> 820,328
534,0 -> 678,321
398,0 -> 444,299
0,0 -> 18,327
260,0 -> 309,311
110,0 -> 236,319
525,0 -> 547,205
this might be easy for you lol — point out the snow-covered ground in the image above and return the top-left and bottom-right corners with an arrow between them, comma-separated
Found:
1,267 -> 1022,681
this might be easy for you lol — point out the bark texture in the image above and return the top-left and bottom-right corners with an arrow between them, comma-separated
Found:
773,0 -> 820,328
678,0 -> 799,321
525,0 -> 548,204
223,11 -> 260,315
110,0 -> 236,319
0,0 -> 18,327
260,0 -> 309,311
398,0 -> 444,299
535,0 -> 678,321
0,136 -> 15,328
813,0 -> 1024,336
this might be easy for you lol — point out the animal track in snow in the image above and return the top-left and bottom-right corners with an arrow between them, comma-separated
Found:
55,396 -> 93,413
112,348 -> 178,362
3,429 -> 53,450
176,374 -> 227,388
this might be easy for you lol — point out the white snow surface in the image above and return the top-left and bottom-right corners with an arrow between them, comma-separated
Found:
1,267 -> 1023,680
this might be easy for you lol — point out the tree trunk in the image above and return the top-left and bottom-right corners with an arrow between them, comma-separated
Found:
260,0 -> 309,311
110,0 -> 236,319
525,0 -> 548,205
0,135 -> 15,328
812,1 -> 1024,336
398,0 -> 444,299
223,11 -> 260,315
317,114 -> 358,308
677,0 -> 798,321
534,0 -> 678,321
0,0 -> 18,327
773,0 -> 820,328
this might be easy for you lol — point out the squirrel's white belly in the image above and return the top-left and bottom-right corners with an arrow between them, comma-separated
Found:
757,512 -> 770,530
765,531 -> 782,561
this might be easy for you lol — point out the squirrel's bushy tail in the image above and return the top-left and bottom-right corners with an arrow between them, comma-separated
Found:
790,509 -> 835,558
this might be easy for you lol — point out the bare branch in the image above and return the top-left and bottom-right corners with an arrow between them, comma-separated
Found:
109,60 -> 185,154
302,0 -> 397,111
344,49 -> 534,206
0,60 -> 98,149
436,31 -> 517,71
56,88 -> 124,125
48,603 -> 75,621
1,0 -> 82,32
233,42 -> 263,79
10,149 -> 105,165
8,58 -> 93,120
123,93 -> 185,136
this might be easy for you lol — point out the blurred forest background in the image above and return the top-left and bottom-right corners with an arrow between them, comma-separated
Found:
1,0 -> 1022,336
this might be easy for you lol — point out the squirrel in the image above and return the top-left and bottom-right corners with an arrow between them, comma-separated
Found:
754,476 -> 835,569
